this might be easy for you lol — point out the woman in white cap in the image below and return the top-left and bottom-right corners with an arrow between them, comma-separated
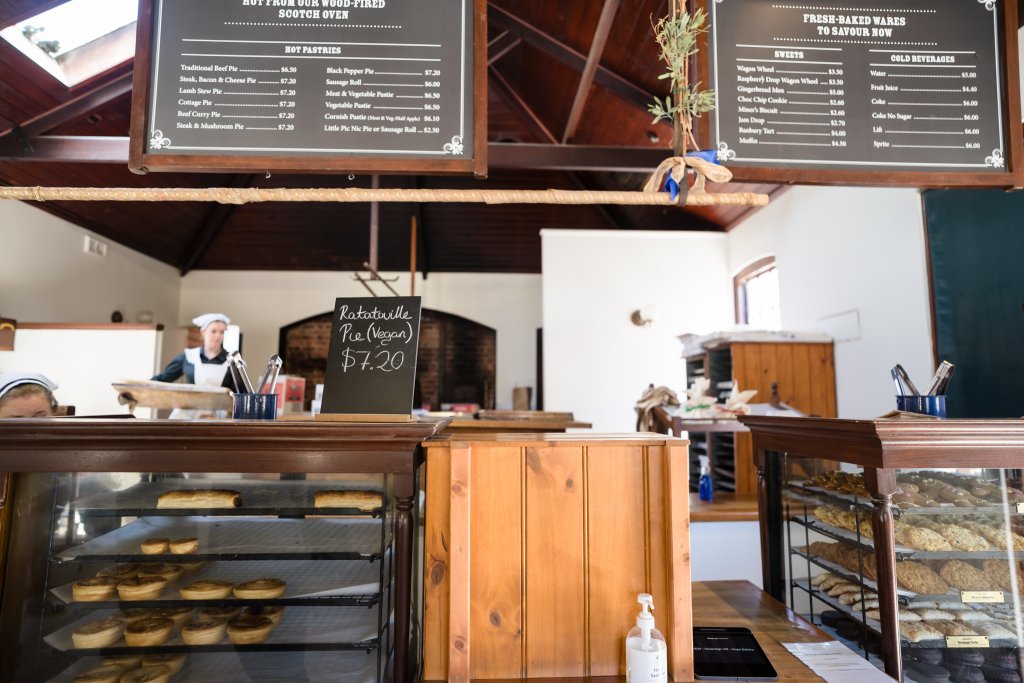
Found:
152,313 -> 237,390
0,372 -> 59,418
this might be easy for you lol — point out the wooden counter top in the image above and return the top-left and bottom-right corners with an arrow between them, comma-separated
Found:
436,581 -> 838,683
444,418 -> 592,432
689,492 -> 760,523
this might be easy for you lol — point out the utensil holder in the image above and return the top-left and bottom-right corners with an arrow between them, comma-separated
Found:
896,395 -> 946,418
232,393 -> 277,420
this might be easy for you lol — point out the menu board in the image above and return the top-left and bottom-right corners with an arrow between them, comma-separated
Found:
321,296 -> 421,417
129,0 -> 484,174
701,0 -> 1021,183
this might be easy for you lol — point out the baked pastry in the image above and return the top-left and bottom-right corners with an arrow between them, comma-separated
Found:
865,608 -> 921,622
246,605 -> 285,626
97,563 -> 142,579
233,578 -> 286,599
140,538 -> 170,554
182,618 -> 227,645
818,575 -> 848,591
124,617 -> 174,647
180,580 -> 233,600
73,577 -> 119,602
936,525 -> 990,552
914,608 -> 958,621
111,609 -> 155,625
955,610 -> 992,622
926,620 -> 978,637
226,615 -> 274,645
156,489 -> 242,509
154,606 -> 193,629
118,666 -> 172,683
314,489 -> 383,511
117,576 -> 167,601
970,621 -> 1018,640
896,562 -> 950,595
198,606 -> 242,622
827,583 -> 862,597
811,572 -> 834,587
900,526 -> 954,552
982,559 -> 1022,593
141,653 -> 187,675
74,665 -> 125,683
899,621 -> 945,642
72,618 -> 124,649
939,560 -> 999,592
102,655 -> 143,668
173,560 -> 205,573
169,538 -> 198,554
137,563 -> 184,582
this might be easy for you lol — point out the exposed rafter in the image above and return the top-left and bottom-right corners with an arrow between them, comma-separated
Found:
487,30 -> 521,66
562,0 -> 621,144
0,70 -> 133,140
179,174 -> 255,275
488,2 -> 654,112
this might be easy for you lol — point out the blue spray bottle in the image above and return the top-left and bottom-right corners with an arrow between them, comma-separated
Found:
698,455 -> 713,502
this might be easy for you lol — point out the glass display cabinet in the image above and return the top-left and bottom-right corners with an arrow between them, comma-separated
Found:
0,418 -> 447,683
742,416 -> 1024,683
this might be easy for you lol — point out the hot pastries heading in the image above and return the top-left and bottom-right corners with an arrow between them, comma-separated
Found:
239,0 -> 386,20
802,12 -> 907,38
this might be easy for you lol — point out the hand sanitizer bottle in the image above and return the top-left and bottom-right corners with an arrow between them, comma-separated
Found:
626,593 -> 667,683
698,455 -> 713,502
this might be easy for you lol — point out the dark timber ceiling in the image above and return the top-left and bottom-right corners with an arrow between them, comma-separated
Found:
0,1 -> 801,273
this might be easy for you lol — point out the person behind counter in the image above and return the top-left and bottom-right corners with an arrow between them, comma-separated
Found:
152,313 -> 238,390
0,372 -> 58,418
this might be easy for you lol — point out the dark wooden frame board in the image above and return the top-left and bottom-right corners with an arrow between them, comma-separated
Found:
694,0 -> 1024,187
129,0 -> 487,176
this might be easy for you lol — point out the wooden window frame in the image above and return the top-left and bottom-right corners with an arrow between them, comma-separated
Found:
734,256 -> 777,325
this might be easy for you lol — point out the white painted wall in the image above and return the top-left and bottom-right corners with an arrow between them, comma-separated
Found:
179,270 -> 541,409
542,229 -> 734,432
691,521 -> 762,587
728,186 -> 933,419
0,200 -> 181,326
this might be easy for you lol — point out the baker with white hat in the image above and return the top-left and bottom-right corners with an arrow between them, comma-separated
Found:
152,313 -> 238,391
0,372 -> 59,418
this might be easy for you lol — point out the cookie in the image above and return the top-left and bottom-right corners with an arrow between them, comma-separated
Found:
896,562 -> 950,595
939,560 -> 999,592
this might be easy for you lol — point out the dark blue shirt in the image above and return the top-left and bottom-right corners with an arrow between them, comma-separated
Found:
152,349 -> 237,390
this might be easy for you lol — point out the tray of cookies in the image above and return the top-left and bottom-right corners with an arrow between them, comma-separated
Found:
44,605 -> 384,653
57,517 -> 389,563
48,650 -> 380,683
51,559 -> 389,608
72,480 -> 386,518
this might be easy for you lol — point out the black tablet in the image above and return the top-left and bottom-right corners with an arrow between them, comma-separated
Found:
693,626 -> 778,681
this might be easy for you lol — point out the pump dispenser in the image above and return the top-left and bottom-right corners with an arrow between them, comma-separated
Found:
698,455 -> 713,502
625,593 -> 667,683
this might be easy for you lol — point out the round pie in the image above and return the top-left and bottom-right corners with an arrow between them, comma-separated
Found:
140,538 -> 170,554
110,609 -> 155,625
102,655 -> 143,668
233,578 -> 286,599
118,665 -> 172,683
141,653 -> 187,675
124,617 -> 174,647
180,580 -> 233,600
137,563 -> 184,582
198,606 -> 241,622
246,605 -> 285,626
226,616 -> 274,645
117,576 -> 167,601
181,618 -> 227,645
97,563 -> 142,579
169,537 -> 199,554
73,665 -> 125,683
154,606 -> 193,629
72,618 -> 124,649
72,577 -> 119,602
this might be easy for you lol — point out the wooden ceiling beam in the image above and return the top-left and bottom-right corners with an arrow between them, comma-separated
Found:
562,0 -> 621,144
488,2 -> 654,111
4,71 -> 133,139
179,174 -> 255,275
0,135 -> 671,173
489,66 -> 557,144
487,30 -> 521,65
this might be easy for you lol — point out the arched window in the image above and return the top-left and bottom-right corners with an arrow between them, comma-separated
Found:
734,256 -> 780,329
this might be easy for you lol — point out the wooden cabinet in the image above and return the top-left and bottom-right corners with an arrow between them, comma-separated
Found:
684,341 -> 836,495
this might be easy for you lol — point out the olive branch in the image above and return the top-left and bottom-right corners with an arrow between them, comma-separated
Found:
648,3 -> 716,154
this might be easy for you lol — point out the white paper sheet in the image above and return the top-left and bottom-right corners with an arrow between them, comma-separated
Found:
783,641 -> 896,683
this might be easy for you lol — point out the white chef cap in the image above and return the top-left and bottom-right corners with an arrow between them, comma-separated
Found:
191,313 -> 230,330
0,372 -> 59,399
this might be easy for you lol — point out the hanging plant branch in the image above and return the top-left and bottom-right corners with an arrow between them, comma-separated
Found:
648,4 -> 716,154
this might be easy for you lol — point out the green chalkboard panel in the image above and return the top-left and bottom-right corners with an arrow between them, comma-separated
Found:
924,188 -> 1024,418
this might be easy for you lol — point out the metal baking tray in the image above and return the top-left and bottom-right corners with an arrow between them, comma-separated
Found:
51,559 -> 388,608
45,606 -> 385,653
57,517 -> 388,563
72,480 -> 386,517
48,651 -> 381,683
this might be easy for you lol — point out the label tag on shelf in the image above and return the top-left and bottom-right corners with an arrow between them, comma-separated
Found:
961,591 -> 1004,603
1016,502 -> 1024,514
946,636 -> 990,648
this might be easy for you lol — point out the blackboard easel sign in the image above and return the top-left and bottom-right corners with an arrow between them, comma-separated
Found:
128,0 -> 486,176
318,296 -> 421,421
695,0 -> 1024,187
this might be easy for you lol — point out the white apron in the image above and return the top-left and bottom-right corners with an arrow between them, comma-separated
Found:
169,347 -> 231,419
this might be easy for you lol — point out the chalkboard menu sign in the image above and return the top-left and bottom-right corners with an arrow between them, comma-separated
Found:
321,296 -> 421,417
129,0 -> 486,175
696,0 -> 1023,186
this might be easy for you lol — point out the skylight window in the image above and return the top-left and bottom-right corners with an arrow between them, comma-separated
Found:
1,0 -> 138,87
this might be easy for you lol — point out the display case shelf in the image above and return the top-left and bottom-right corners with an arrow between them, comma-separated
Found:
791,481 -> 1018,518
56,517 -> 389,564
